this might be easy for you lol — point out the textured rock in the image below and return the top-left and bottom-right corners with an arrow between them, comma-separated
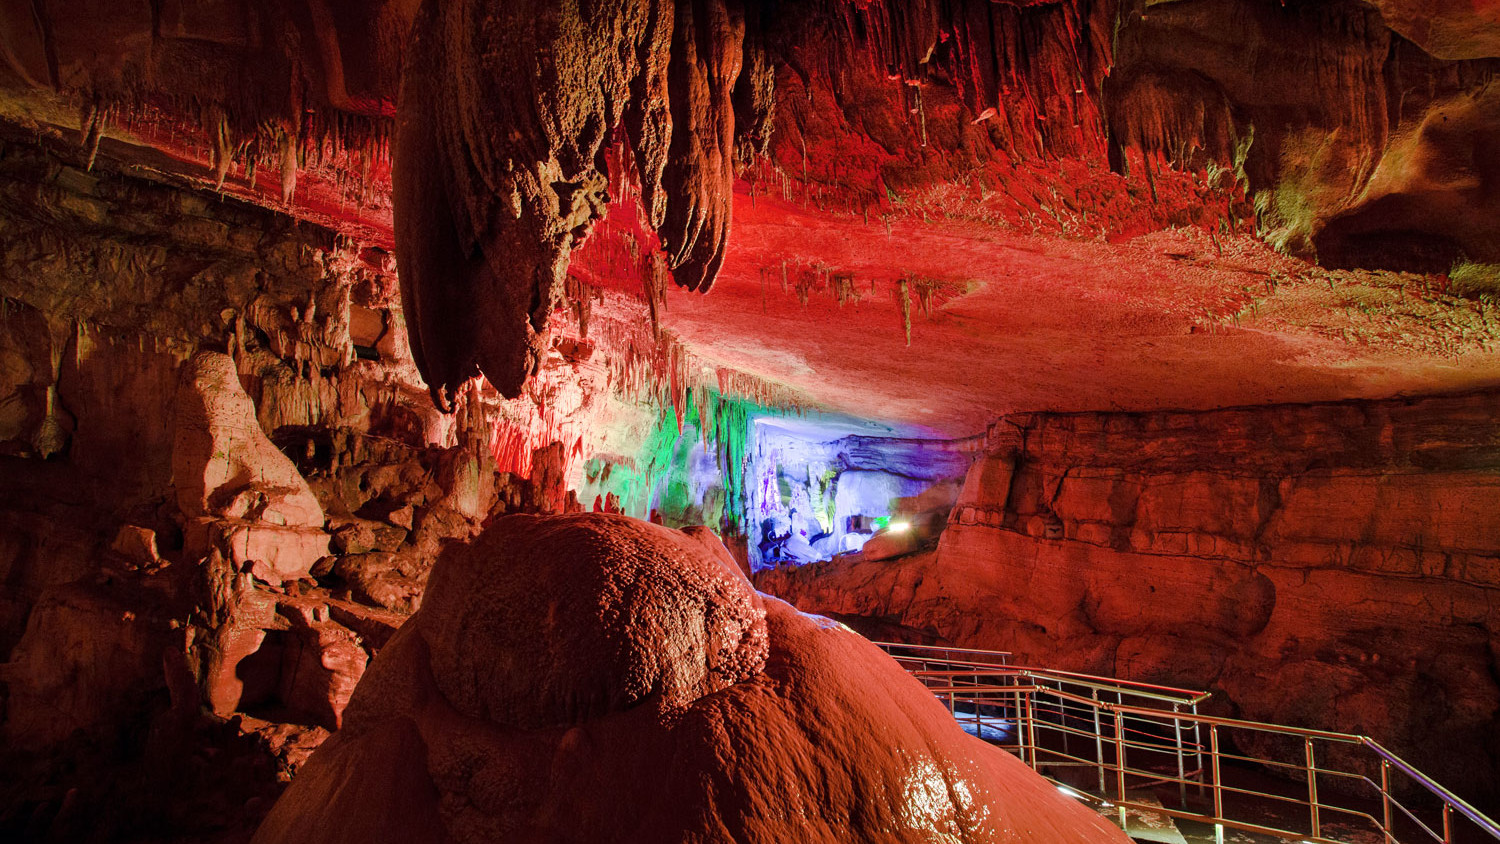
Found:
1,584 -> 173,750
174,351 -> 328,583
276,604 -> 369,731
0,132 -> 606,842
759,391 -> 1500,804
14,0 -> 1498,412
201,567 -> 281,717
253,513 -> 1129,844
393,0 -> 752,404
1370,0 -> 1500,60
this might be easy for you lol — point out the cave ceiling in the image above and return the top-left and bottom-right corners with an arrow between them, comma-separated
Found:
2,0 -> 1499,433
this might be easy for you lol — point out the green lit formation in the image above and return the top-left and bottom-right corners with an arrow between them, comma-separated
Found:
585,387 -> 774,537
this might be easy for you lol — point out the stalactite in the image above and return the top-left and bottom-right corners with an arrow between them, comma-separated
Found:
79,101 -> 108,173
276,125 -> 299,205
832,273 -> 856,306
897,276 -> 912,345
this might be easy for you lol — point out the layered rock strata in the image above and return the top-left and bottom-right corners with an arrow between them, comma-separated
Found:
758,391 -> 1500,802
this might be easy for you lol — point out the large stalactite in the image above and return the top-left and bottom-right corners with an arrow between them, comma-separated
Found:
394,0 -> 763,408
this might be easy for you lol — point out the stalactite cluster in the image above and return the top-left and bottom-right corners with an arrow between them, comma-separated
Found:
621,385 -> 763,533
7,0 -> 1498,410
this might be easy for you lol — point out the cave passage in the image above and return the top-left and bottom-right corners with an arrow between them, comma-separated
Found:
3,0 -> 1500,841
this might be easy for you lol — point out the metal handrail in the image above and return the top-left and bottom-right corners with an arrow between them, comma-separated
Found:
875,640 -> 1209,703
871,640 -> 1015,662
880,642 -> 1500,844
1363,741 -> 1500,840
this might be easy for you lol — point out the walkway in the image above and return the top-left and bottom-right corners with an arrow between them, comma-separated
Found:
878,642 -> 1500,844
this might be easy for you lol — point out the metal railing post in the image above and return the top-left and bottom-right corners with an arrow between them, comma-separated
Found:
1193,703 -> 1205,796
1114,709 -> 1127,804
1305,738 -> 1320,840
1114,708 -> 1129,831
1016,688 -> 1026,761
1093,688 -> 1106,794
972,666 -> 981,737
1058,680 -> 1070,762
1444,803 -> 1453,844
1381,760 -> 1394,844
1024,691 -> 1038,769
1174,702 -> 1187,808
1210,725 -> 1223,840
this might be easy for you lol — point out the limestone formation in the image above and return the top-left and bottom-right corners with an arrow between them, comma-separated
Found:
175,351 -> 330,584
1,1 -> 1499,841
253,513 -> 1130,844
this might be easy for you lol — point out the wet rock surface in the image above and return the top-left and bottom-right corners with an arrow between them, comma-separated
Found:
253,513 -> 1131,844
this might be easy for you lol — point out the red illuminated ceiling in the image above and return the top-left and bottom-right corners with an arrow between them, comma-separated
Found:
14,109 -> 1498,438
663,183 -> 1500,435
6,0 -> 1499,434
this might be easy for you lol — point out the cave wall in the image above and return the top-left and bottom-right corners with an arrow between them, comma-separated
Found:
757,390 -> 1500,803
745,426 -> 978,566
0,128 -> 645,838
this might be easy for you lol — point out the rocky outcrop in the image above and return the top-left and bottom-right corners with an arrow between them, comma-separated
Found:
0,132 -> 615,841
758,391 -> 1500,803
394,0 -> 762,404
176,351 -> 329,584
253,513 -> 1130,844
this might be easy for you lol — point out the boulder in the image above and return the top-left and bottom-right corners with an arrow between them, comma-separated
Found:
332,552 -> 425,613
252,513 -> 1129,844
276,606 -> 368,731
1,584 -> 173,749
859,525 -> 921,561
109,524 -> 160,568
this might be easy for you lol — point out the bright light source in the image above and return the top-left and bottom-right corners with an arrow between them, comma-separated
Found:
1055,785 -> 1085,801
889,520 -> 911,533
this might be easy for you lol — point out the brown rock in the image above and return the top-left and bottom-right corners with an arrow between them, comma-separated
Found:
109,525 -> 160,567
859,526 -> 921,562
174,352 -> 328,583
201,578 -> 280,717
333,553 -> 425,613
252,514 -> 1128,844
277,617 -> 368,731
1,585 -> 171,749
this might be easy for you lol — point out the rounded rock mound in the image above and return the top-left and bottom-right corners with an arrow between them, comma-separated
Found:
253,513 -> 1130,844
419,513 -> 769,727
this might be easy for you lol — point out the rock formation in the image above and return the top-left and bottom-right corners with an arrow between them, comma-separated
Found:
0,130 -> 660,840
757,391 -> 1500,804
5,1 -> 1498,405
175,350 -> 330,584
2,0 -> 1499,840
253,513 -> 1130,844
393,0 -> 757,405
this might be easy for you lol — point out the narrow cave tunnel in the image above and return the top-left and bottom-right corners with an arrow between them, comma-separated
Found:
1,1 -> 1500,842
